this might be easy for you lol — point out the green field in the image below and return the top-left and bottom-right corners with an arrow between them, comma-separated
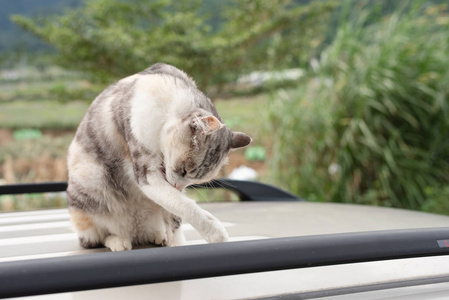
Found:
0,100 -> 88,129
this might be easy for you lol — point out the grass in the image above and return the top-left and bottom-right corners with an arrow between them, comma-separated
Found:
0,193 -> 67,211
215,93 -> 268,143
0,100 -> 88,130
0,87 -> 267,133
0,66 -> 92,130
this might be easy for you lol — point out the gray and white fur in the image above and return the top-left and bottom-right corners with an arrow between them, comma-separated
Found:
67,63 -> 251,251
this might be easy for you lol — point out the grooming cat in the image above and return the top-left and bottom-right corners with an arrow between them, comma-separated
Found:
67,63 -> 251,251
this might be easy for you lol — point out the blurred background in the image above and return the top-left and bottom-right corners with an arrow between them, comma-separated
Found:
0,0 -> 448,214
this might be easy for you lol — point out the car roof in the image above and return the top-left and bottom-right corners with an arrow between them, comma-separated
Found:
2,201 -> 449,261
1,181 -> 449,299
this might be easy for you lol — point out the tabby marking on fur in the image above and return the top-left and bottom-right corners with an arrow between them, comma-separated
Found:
67,63 -> 251,251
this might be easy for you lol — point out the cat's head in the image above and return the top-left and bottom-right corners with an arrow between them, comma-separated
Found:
160,110 -> 251,190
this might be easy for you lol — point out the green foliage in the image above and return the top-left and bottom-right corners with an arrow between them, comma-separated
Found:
13,129 -> 42,140
11,0 -> 336,93
245,146 -> 267,161
270,2 -> 449,212
269,83 -> 336,202
421,186 -> 449,215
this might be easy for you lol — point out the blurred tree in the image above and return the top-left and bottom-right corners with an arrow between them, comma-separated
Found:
0,0 -> 82,53
11,0 -> 336,94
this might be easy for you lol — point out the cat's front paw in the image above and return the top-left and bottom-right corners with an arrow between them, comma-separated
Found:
149,230 -> 168,247
201,211 -> 229,244
104,235 -> 132,252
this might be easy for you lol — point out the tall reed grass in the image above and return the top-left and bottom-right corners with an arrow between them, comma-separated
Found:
269,2 -> 449,212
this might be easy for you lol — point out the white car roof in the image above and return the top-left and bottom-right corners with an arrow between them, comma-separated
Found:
1,183 -> 449,299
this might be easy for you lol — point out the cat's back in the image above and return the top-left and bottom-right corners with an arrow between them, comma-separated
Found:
66,73 -> 142,203
137,63 -> 219,116
66,64 -> 191,194
67,63 -> 219,182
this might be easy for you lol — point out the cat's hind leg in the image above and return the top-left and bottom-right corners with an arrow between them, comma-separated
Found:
164,212 -> 185,247
70,208 -> 104,248
140,209 -> 168,246
169,226 -> 186,247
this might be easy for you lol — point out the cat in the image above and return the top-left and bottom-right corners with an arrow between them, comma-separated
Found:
66,63 -> 251,251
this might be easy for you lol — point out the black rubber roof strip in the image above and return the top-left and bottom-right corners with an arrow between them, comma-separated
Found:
0,179 -> 301,201
1,227 -> 449,298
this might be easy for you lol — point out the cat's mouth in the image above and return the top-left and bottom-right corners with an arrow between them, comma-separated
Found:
159,164 -> 167,181
159,163 -> 184,191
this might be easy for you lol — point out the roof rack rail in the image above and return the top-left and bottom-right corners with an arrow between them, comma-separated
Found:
2,227 -> 449,298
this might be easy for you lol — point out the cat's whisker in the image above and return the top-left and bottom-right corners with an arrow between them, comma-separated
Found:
215,178 -> 236,190
189,185 -> 209,203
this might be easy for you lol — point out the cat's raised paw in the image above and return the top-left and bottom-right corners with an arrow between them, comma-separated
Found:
201,211 -> 229,244
104,235 -> 132,252
205,227 -> 229,244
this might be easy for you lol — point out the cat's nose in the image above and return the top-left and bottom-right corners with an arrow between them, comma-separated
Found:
174,183 -> 184,191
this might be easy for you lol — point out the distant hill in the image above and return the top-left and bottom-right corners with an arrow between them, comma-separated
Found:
0,0 -> 81,53
0,0 -> 230,54
2,0 -> 444,55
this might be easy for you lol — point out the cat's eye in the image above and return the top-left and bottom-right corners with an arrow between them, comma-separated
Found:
181,168 -> 187,177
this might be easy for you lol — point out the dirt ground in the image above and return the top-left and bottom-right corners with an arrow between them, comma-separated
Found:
0,129 -> 13,145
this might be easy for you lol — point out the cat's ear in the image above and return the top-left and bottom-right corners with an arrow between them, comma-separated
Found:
192,116 -> 225,135
201,116 -> 224,135
230,132 -> 252,149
